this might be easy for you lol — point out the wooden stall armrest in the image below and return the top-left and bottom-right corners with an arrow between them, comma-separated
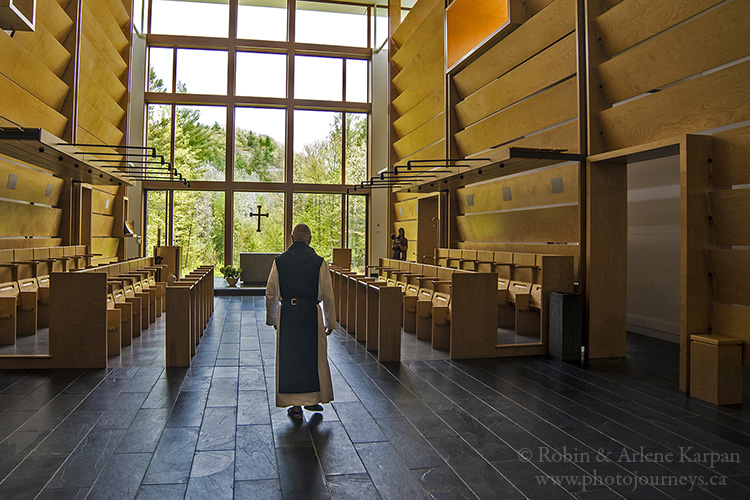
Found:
515,293 -> 531,310
433,306 -> 450,326
416,300 -> 433,318
416,276 -> 436,283
0,296 -> 15,319
18,291 -> 37,312
431,280 -> 451,285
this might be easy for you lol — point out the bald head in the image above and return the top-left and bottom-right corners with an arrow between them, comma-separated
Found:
291,223 -> 312,245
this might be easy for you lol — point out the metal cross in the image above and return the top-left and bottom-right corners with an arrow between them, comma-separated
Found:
248,205 -> 269,232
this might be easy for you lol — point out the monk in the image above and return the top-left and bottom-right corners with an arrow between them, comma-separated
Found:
265,223 -> 336,420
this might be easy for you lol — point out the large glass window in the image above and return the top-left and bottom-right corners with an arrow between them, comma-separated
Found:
346,59 -> 368,102
347,194 -> 366,272
176,49 -> 228,95
296,1 -> 368,47
293,193 -> 342,263
293,110 -> 342,184
151,0 -> 230,38
345,113 -> 367,185
145,190 -> 168,251
174,105 -> 226,181
146,104 -> 172,164
233,191 -> 285,264
238,0 -> 288,41
148,48 -> 173,93
294,56 -> 343,101
236,52 -> 287,98
174,191 -> 225,272
235,107 -> 286,182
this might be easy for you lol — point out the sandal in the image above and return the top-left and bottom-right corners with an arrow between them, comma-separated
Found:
287,406 -> 303,420
304,404 -> 324,412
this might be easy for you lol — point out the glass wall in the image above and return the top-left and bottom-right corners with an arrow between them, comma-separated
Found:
145,0 -> 371,267
347,194 -> 366,272
173,191 -> 225,271
233,191 -> 285,264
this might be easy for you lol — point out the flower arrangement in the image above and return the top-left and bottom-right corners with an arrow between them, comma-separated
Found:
219,265 -> 242,279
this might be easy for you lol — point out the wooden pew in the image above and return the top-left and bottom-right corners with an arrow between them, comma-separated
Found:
416,291 -> 450,342
449,272 -> 498,359
366,283 -> 402,362
459,250 -> 477,271
431,293 -> 452,349
355,276 -> 378,342
402,284 -> 421,333
167,267 -> 214,366
497,278 -> 514,327
111,287 -> 133,346
105,294 -> 122,356
36,275 -> 51,328
0,281 -> 37,342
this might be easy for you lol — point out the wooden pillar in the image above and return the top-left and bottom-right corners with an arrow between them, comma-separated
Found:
680,135 -> 712,392
585,159 -> 627,358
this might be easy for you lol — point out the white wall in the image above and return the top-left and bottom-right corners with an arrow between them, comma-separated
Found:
368,44 -> 390,269
627,155 -> 681,342
126,29 -> 147,258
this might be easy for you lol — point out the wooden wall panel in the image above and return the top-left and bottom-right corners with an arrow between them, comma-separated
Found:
0,75 -> 68,137
0,156 -> 64,206
395,140 -> 445,167
391,2 -> 443,71
709,189 -> 750,246
393,113 -> 444,159
393,82 -> 444,121
38,0 -> 74,41
79,72 -> 127,127
392,31 -> 444,95
711,303 -> 750,366
92,189 -> 116,215
597,0 -> 750,104
708,249 -> 750,307
80,3 -> 128,77
525,0 -> 556,16
595,0 -> 723,56
92,214 -> 115,237
0,201 -> 62,237
711,126 -> 750,188
455,33 -> 576,129
0,36 -> 69,110
79,38 -> 127,103
394,199 -> 418,221
393,87 -> 444,138
12,24 -> 71,77
456,163 -> 578,213
92,237 -> 120,258
456,205 -> 579,243
392,0 -> 441,47
452,0 -> 575,98
599,61 -> 750,151
0,238 -> 63,250
454,77 -> 578,156
78,99 -> 125,146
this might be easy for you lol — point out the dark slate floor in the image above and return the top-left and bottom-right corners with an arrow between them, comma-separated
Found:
1,296 -> 749,499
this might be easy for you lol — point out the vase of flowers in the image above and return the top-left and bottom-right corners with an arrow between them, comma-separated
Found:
219,265 -> 242,287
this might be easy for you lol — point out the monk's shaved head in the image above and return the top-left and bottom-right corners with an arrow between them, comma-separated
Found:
291,223 -> 312,244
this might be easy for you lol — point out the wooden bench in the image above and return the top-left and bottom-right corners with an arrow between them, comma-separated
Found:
105,294 -> 122,356
0,281 -> 37,343
402,284 -> 420,333
167,267 -> 214,367
430,293 -> 452,349
366,282 -> 401,362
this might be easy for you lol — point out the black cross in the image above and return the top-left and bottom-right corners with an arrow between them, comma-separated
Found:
248,205 -> 269,232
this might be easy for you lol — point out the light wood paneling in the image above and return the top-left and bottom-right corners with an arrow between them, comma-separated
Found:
709,188 -> 750,246
80,38 -> 127,102
79,72 -> 127,128
680,135 -> 712,391
78,98 -> 125,146
599,60 -> 750,151
456,205 -> 579,243
455,77 -> 578,157
92,214 -> 115,237
0,156 -> 64,206
392,0 -> 441,48
711,126 -> 750,187
393,86 -> 444,138
0,74 -> 68,137
0,238 -> 63,250
596,0 -> 723,56
525,0 -> 556,15
393,81 -> 444,119
38,0 -> 74,41
450,273 -> 498,359
455,33 -> 576,129
708,249 -> 750,307
92,237 -> 120,258
392,2 -> 443,71
395,140 -> 445,168
586,159 -> 627,358
0,35 -> 69,110
393,113 -> 444,159
92,189 -> 117,215
712,302 -> 750,366
81,3 -> 128,77
457,163 -> 578,213
452,0 -> 576,98
394,192 -> 431,202
394,199 -> 418,221
0,200 -> 61,237
392,30 -> 443,95
598,0 -> 750,104
12,24 -> 71,77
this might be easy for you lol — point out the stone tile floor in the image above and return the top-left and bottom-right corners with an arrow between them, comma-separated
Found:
0,296 -> 749,499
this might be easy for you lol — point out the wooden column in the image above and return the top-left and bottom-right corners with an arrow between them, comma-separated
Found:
166,285 -> 192,367
680,134 -> 712,392
585,158 -> 627,358
377,285 -> 402,362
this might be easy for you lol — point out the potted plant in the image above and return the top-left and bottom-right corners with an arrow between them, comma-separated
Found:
219,265 -> 242,287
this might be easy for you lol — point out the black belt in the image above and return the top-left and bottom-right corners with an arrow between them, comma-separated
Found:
282,298 -> 320,306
